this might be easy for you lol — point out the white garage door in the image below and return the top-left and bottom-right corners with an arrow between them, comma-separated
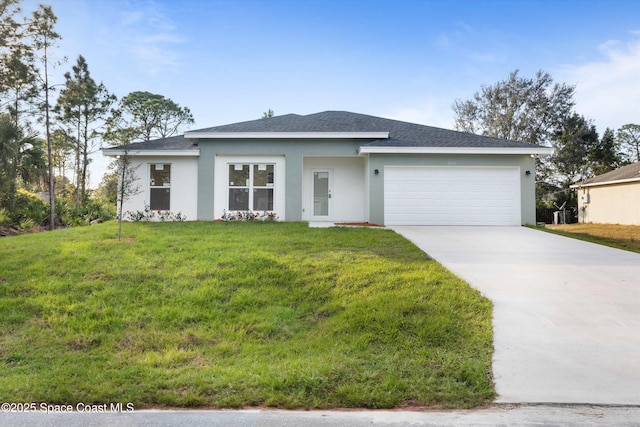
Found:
384,166 -> 521,226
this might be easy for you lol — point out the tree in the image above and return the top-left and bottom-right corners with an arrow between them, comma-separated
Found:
1,45 -> 38,126
534,159 -> 561,208
0,0 -> 20,46
105,91 -> 194,144
589,128 -> 623,176
452,69 -> 575,145
114,151 -> 140,241
55,55 -> 115,206
0,0 -> 38,127
95,163 -> 118,205
261,109 -> 274,119
0,114 -> 46,209
550,113 -> 598,187
50,128 -> 74,188
27,4 -> 61,230
617,124 -> 640,162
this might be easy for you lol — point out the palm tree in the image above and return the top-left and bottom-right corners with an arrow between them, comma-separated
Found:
0,114 -> 47,210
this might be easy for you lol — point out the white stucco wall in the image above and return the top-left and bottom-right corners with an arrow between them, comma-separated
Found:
577,182 -> 640,225
121,157 -> 198,221
302,156 -> 367,222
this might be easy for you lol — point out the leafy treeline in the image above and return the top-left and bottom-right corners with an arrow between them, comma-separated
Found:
3,0 -> 636,229
0,0 -> 194,233
453,69 -> 639,208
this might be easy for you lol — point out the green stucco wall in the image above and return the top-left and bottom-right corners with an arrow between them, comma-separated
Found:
196,139 -> 362,220
196,139 -> 538,225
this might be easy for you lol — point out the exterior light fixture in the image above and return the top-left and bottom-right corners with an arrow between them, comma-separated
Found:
374,169 -> 379,175
525,170 -> 531,176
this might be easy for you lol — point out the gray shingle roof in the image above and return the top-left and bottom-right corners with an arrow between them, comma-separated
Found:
577,161 -> 640,186
102,134 -> 197,153
194,113 -> 356,133
306,111 -> 535,148
103,110 -> 542,151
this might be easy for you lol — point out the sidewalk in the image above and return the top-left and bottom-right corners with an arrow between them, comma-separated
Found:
2,405 -> 640,426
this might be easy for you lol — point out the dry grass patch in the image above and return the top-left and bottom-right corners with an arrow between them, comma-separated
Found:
544,223 -> 640,253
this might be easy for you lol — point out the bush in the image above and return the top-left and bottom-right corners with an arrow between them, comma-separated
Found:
0,208 -> 10,225
0,189 -> 116,230
221,210 -> 278,221
10,190 -> 49,229
125,204 -> 186,222
55,197 -> 116,227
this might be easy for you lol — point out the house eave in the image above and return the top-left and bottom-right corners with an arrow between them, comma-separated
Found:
570,177 -> 640,189
102,149 -> 200,157
358,146 -> 553,155
184,131 -> 389,140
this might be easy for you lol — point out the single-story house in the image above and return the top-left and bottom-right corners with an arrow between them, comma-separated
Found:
571,161 -> 640,225
102,111 -> 551,226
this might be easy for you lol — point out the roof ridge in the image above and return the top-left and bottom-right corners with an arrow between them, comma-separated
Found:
193,113 -> 303,132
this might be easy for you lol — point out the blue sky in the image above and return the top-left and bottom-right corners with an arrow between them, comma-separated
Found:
23,0 -> 640,186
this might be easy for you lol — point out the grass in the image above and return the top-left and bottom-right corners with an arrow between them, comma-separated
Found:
0,221 -> 494,409
541,223 -> 640,253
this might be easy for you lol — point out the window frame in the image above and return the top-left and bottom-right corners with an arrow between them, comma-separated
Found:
227,163 -> 275,211
149,163 -> 171,211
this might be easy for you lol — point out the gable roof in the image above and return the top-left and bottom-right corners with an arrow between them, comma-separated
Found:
571,161 -> 640,188
103,110 -> 551,156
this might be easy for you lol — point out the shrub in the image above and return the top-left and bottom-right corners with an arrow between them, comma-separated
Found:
125,204 -> 186,222
9,189 -> 49,227
221,210 -> 278,221
54,196 -> 116,227
0,189 -> 115,230
0,208 -> 10,225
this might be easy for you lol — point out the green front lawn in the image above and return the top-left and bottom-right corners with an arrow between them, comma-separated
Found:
0,222 -> 494,409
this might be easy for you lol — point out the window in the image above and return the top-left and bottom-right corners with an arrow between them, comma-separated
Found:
150,164 -> 171,210
228,163 -> 274,211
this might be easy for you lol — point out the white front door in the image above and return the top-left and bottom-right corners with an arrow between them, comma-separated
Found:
311,169 -> 332,220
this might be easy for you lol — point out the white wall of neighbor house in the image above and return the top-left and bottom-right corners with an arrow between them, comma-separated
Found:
213,155 -> 286,221
302,156 -> 367,222
121,156 -> 198,221
577,183 -> 640,225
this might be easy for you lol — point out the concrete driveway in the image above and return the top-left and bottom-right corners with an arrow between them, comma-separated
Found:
392,226 -> 640,405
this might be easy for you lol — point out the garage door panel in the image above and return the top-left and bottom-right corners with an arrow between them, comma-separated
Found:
384,166 -> 521,226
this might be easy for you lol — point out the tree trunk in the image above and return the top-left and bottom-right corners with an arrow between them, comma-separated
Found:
81,115 -> 88,204
74,117 -> 81,208
117,157 -> 126,241
44,38 -> 55,231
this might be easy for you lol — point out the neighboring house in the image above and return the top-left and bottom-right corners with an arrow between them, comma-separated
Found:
571,161 -> 640,225
102,111 -> 551,226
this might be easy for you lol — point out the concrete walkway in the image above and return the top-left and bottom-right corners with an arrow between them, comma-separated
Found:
2,405 -> 640,426
392,226 -> 640,405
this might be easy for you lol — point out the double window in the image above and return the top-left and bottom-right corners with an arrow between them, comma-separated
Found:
150,164 -> 171,210
228,163 -> 274,211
